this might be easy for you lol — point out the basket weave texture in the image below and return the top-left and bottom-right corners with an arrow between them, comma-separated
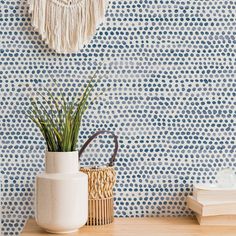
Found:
80,166 -> 116,199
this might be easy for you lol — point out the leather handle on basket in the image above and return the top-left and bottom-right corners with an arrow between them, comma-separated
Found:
79,130 -> 118,166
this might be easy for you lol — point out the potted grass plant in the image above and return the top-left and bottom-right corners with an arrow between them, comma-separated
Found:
27,69 -> 102,234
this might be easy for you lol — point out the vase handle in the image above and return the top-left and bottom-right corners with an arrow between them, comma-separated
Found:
78,130 -> 118,166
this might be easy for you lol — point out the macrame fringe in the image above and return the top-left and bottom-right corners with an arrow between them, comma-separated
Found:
27,0 -> 107,53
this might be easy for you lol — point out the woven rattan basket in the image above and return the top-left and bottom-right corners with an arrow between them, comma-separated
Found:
79,130 -> 118,226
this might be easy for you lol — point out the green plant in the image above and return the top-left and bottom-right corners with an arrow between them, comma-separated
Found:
27,69 -> 102,152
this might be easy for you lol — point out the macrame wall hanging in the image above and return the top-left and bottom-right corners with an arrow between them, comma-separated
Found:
27,0 -> 108,53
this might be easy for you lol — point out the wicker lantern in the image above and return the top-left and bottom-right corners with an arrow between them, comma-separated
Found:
79,130 -> 118,225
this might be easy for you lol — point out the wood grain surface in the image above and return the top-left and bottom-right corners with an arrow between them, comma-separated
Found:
20,217 -> 236,236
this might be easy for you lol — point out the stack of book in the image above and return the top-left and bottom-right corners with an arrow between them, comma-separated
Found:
187,184 -> 236,225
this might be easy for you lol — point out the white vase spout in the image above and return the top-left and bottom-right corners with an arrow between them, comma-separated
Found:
45,151 -> 79,173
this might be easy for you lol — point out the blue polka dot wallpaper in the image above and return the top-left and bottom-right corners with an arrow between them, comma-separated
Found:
1,0 -> 236,235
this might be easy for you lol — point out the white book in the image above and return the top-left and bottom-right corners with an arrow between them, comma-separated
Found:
193,184 -> 236,202
187,196 -> 236,216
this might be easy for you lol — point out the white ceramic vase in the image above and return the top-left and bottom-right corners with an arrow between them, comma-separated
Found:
36,151 -> 88,234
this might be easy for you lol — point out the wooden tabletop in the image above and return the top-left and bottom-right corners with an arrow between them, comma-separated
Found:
21,217 -> 236,236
